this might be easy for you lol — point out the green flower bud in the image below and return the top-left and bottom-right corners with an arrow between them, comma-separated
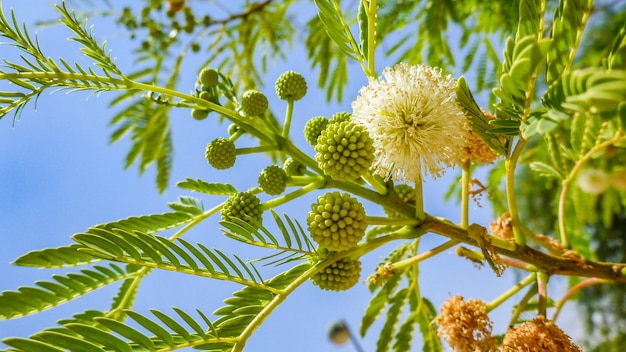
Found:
304,116 -> 330,146
199,67 -> 219,87
307,192 -> 367,251
191,108 -> 209,120
258,165 -> 287,195
315,121 -> 375,180
283,158 -> 305,176
241,90 -> 269,116
384,184 -> 416,218
310,257 -> 361,291
221,191 -> 263,228
275,71 -> 307,101
205,137 -> 236,169
330,111 -> 351,124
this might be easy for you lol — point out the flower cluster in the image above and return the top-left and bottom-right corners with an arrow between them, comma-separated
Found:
351,63 -> 468,181
436,295 -> 498,352
221,192 -> 263,228
310,256 -> 362,291
307,192 -> 367,251
315,121 -> 375,181
502,315 -> 581,352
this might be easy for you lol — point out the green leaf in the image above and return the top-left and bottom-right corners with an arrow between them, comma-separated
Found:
126,310 -> 176,346
529,161 -> 565,179
91,210 -> 195,235
417,298 -> 442,352
2,337 -> 64,352
360,273 -> 403,336
608,20 -> 626,70
94,317 -> 155,350
33,330 -> 105,352
151,309 -> 192,341
313,0 -> 359,60
0,264 -> 132,320
177,178 -> 238,195
376,288 -> 408,352
456,77 -> 506,155
13,244 -> 98,268
64,323 -> 132,352
358,0 -> 368,56
546,0 -> 592,83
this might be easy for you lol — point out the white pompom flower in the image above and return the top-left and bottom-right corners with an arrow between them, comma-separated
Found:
351,63 -> 468,182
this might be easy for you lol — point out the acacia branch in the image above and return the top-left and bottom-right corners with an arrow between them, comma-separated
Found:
426,216 -> 626,283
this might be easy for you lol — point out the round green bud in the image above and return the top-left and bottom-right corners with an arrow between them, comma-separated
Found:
221,191 -> 263,228
307,192 -> 367,251
310,257 -> 361,291
315,121 -> 375,181
304,116 -> 329,146
283,158 -> 305,176
258,165 -> 287,195
191,108 -> 209,120
228,123 -> 242,136
330,111 -> 351,124
199,91 -> 211,101
275,71 -> 307,101
205,137 -> 236,169
241,90 -> 269,116
384,184 -> 416,218
199,67 -> 219,87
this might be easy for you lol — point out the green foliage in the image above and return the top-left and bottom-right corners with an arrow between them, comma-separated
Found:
0,264 -> 132,320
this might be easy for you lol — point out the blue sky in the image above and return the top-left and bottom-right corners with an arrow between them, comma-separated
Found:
0,1 -> 583,351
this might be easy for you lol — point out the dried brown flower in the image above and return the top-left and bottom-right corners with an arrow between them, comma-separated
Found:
502,315 -> 582,352
491,212 -> 514,240
457,111 -> 500,165
436,295 -> 498,352
367,262 -> 395,286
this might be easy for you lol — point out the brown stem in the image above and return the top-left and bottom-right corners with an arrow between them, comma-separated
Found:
425,216 -> 626,283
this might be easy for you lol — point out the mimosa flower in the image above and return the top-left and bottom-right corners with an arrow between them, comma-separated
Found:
351,63 -> 468,181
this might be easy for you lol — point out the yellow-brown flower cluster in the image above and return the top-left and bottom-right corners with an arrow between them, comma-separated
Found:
436,295 -> 498,352
502,315 -> 582,352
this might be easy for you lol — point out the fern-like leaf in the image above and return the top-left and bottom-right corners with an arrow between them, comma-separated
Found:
72,228 -> 267,289
220,210 -> 315,256
13,244 -> 98,268
56,2 -> 123,77
456,77 -> 507,155
91,210 -> 196,234
313,0 -> 360,60
376,288 -> 408,352
546,0 -> 592,84
416,298 -> 442,352
177,178 -> 238,195
0,264 -> 133,320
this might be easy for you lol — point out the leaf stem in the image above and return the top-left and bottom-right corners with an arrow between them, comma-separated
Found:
461,161 -> 470,229
364,216 -> 421,226
391,239 -> 459,273
282,99 -> 294,138
553,277 -> 606,321
537,271 -> 549,316
486,272 -> 536,312
558,133 -> 626,248
366,0 -> 377,78
506,139 -> 527,246
361,172 -> 387,195
261,179 -> 326,210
